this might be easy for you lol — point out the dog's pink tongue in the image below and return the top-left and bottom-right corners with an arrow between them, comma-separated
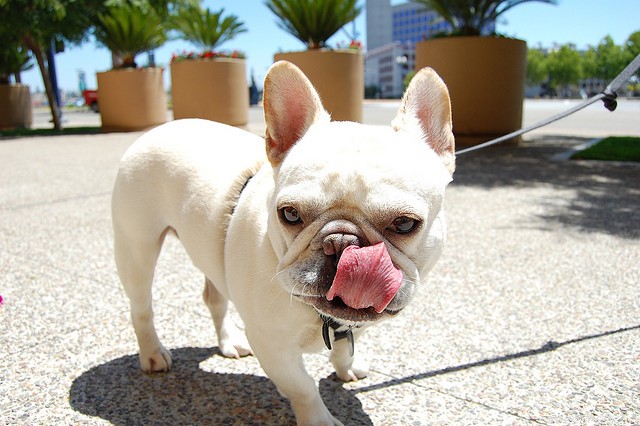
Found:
326,242 -> 403,313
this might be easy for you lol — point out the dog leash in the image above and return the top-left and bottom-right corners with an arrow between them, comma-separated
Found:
455,52 -> 640,156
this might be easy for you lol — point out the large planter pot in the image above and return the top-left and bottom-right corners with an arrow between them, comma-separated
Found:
415,37 -> 527,146
274,50 -> 364,122
0,84 -> 32,130
170,58 -> 248,126
96,67 -> 167,132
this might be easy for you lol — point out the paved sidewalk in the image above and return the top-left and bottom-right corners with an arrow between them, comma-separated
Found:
1,101 -> 639,424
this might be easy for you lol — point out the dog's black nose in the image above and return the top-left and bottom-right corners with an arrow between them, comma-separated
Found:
322,234 -> 361,257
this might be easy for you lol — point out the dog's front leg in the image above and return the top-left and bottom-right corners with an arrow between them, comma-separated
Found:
330,331 -> 370,382
250,340 -> 342,425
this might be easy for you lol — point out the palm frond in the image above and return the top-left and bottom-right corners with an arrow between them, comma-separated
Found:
94,3 -> 167,67
413,0 -> 557,36
170,6 -> 247,51
265,0 -> 362,49
0,44 -> 33,81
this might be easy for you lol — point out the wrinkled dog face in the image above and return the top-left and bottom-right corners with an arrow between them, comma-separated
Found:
263,63 -> 455,326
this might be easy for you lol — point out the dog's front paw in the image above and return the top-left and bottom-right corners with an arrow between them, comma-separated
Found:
219,328 -> 253,359
334,360 -> 369,382
335,366 -> 368,383
331,347 -> 369,382
139,345 -> 172,373
297,414 -> 344,426
292,395 -> 344,426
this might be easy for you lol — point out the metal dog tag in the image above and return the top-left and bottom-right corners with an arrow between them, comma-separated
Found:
322,320 -> 333,350
321,317 -> 355,357
345,329 -> 354,357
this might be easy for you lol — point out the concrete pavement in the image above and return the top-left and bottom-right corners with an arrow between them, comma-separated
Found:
1,100 -> 639,424
30,98 -> 640,139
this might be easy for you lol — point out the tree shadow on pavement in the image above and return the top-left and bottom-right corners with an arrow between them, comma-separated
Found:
452,135 -> 640,239
69,347 -> 372,425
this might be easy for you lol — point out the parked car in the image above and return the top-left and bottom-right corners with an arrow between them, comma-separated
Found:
82,89 -> 99,112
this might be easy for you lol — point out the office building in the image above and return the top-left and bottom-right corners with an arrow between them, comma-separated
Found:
366,1 -> 495,98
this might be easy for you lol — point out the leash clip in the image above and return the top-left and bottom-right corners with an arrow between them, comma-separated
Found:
601,90 -> 618,112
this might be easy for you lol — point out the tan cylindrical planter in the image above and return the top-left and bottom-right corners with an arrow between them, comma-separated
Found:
275,50 -> 364,123
170,58 -> 248,126
97,67 -> 167,132
0,84 -> 32,130
416,37 -> 527,146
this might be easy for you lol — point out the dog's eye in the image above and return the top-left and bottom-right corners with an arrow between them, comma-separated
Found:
390,216 -> 419,234
280,206 -> 303,225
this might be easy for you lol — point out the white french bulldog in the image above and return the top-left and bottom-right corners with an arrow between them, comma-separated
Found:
112,61 -> 454,425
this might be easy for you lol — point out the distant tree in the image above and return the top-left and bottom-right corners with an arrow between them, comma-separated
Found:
624,31 -> 640,94
581,47 -> 597,80
0,0 -> 106,130
526,47 -> 547,86
590,35 -> 627,81
546,43 -> 582,97
625,31 -> 640,59
625,30 -> 640,77
364,84 -> 381,99
402,70 -> 416,92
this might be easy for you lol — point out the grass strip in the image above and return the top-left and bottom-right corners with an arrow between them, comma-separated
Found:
571,136 -> 640,162
0,126 -> 102,139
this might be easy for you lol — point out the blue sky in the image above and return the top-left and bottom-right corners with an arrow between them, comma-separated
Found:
20,0 -> 640,93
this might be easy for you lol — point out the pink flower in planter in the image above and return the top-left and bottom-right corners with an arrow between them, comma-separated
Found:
334,40 -> 363,51
349,40 -> 363,50
171,50 -> 247,63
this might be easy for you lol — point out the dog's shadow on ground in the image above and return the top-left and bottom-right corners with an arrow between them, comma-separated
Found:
69,347 -> 372,425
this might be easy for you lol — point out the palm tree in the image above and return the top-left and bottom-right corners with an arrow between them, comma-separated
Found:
265,0 -> 362,49
413,0 -> 557,36
170,6 -> 246,52
0,43 -> 33,84
94,2 -> 168,68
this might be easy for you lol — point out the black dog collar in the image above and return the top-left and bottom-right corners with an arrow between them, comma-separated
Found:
320,315 -> 357,357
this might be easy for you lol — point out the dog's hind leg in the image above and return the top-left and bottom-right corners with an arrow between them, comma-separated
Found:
114,226 -> 172,373
203,278 -> 253,358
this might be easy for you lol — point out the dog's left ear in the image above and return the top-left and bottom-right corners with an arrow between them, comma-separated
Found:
392,67 -> 455,175
263,61 -> 330,166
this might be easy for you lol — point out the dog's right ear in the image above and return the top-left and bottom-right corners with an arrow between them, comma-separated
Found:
392,67 -> 455,175
263,61 -> 330,166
